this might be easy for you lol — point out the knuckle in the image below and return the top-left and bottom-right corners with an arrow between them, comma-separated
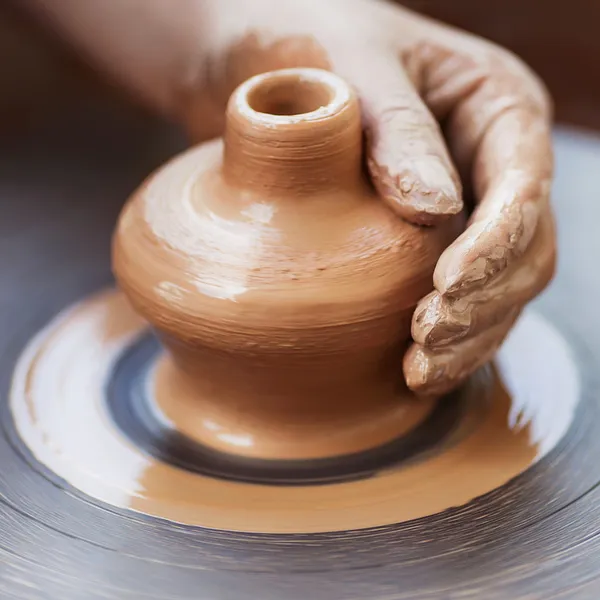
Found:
375,95 -> 435,128
482,44 -> 552,116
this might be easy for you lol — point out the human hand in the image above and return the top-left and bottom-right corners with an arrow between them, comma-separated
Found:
25,0 -> 556,396
190,0 -> 556,396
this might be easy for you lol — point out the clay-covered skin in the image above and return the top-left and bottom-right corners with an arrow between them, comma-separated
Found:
113,69 -> 462,457
23,0 -> 556,394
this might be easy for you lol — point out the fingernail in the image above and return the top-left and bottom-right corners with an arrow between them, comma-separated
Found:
411,292 -> 439,345
443,258 -> 490,296
403,345 -> 430,392
404,350 -> 457,397
370,158 -> 463,225
401,158 -> 463,216
413,293 -> 472,346
404,349 -> 453,396
427,321 -> 471,346
434,222 -> 490,296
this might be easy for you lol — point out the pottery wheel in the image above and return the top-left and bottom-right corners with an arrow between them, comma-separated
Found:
2,100 -> 600,599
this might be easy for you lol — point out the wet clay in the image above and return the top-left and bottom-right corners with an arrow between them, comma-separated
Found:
0,5 -> 598,596
9,288 -> 578,533
112,68 -> 464,460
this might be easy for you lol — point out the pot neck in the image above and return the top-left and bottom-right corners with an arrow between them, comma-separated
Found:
222,68 -> 363,197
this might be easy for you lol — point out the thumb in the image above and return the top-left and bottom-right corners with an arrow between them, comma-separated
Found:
340,53 -> 463,225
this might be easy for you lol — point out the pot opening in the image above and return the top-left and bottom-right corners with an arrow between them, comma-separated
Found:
246,75 -> 333,117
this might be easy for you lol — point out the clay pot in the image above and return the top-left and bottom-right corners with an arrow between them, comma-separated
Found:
112,68 -> 463,460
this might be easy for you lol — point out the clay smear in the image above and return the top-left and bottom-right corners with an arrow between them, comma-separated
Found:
9,289 -> 578,534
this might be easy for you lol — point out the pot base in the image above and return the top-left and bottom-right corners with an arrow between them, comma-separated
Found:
107,328 -> 464,485
147,353 -> 437,462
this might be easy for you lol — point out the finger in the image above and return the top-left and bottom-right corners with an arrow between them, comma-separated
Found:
404,310 -> 519,396
333,51 -> 463,225
434,118 -> 552,297
413,207 -> 556,346
414,39 -> 554,295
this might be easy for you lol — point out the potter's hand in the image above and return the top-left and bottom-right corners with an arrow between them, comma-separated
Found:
24,0 -> 556,395
194,0 -> 556,395
386,14 -> 557,395
405,204 -> 555,395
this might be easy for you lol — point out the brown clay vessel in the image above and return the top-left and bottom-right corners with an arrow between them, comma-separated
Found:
112,68 -> 464,460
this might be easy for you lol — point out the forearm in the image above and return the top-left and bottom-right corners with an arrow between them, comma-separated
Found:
16,0 -> 210,117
